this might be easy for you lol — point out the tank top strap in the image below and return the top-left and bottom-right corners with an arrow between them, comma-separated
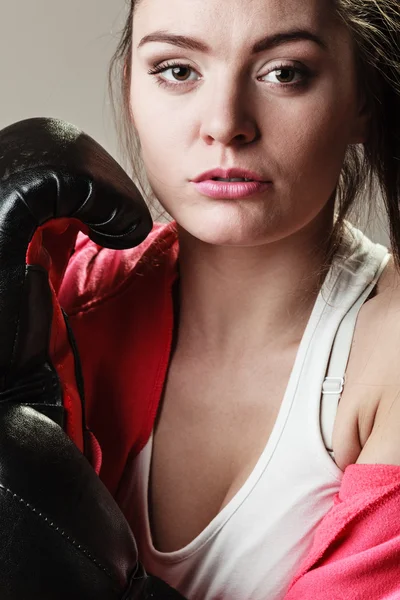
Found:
320,223 -> 391,457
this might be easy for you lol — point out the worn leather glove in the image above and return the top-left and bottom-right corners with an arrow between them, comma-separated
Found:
0,117 -> 185,600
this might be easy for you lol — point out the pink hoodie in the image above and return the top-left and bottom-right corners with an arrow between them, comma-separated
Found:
284,463 -> 400,598
57,222 -> 400,599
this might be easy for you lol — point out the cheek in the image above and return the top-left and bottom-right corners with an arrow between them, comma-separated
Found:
130,99 -> 205,221
269,80 -> 358,185
130,86 -> 188,185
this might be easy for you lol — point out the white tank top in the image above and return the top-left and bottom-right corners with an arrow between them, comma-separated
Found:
124,223 -> 391,600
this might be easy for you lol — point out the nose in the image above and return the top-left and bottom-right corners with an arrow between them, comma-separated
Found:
199,79 -> 260,147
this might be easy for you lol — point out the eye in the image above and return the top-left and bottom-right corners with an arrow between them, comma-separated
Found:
260,64 -> 308,86
147,60 -> 311,90
148,62 -> 200,85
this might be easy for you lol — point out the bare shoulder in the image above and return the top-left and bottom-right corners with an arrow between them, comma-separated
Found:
332,255 -> 400,470
353,255 -> 400,465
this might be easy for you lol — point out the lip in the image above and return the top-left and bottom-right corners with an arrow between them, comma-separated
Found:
192,168 -> 268,183
192,180 -> 272,200
191,167 -> 272,199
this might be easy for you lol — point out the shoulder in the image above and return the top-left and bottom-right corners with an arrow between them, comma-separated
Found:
354,255 -> 400,465
58,220 -> 178,315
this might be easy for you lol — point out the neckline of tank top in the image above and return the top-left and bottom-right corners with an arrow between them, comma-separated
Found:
140,222 -> 389,563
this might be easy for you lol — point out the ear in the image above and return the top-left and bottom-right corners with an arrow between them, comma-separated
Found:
349,94 -> 371,145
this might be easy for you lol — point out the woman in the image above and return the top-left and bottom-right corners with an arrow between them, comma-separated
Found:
59,0 -> 400,598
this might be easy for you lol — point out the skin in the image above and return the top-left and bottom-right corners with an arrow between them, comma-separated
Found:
129,0 -> 368,363
126,4 -> 400,539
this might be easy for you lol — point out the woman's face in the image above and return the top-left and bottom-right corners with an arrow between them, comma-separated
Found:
130,0 -> 367,246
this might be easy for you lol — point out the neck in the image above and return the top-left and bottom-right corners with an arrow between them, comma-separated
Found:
174,203 -> 336,363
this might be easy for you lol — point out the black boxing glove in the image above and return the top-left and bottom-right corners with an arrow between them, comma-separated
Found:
0,116 -> 154,451
0,118 -> 186,600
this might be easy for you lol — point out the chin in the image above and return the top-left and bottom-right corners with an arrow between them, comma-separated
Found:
171,203 -> 276,248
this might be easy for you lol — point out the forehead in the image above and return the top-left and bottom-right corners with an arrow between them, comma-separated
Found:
133,0 -> 332,40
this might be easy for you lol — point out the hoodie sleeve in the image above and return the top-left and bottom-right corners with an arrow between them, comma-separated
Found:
284,463 -> 400,599
56,221 -> 179,496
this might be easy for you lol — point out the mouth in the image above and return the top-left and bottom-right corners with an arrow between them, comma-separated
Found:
192,168 -> 269,184
191,178 -> 272,200
211,177 -> 254,182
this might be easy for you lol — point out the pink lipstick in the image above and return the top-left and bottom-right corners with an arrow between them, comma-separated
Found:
191,168 -> 271,199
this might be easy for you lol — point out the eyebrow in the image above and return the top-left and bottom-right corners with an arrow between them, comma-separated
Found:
137,29 -> 328,53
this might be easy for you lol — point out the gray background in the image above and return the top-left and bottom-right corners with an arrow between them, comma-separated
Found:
0,0 -> 123,152
0,0 -> 390,245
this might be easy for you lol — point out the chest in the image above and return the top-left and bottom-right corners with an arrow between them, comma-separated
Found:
147,279 -> 393,554
148,357 -> 287,553
147,344 -> 365,553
